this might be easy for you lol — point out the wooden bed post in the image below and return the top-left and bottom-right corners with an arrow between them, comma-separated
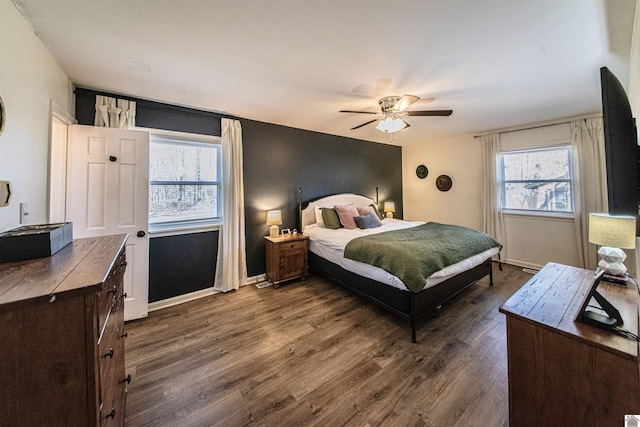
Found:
298,187 -> 303,232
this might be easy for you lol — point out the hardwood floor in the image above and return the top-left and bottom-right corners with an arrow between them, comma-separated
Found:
124,263 -> 531,426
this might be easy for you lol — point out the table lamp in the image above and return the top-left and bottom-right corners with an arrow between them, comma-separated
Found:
266,210 -> 282,237
384,202 -> 395,218
588,213 -> 636,278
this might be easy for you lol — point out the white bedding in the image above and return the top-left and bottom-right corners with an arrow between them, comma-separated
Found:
304,218 -> 499,292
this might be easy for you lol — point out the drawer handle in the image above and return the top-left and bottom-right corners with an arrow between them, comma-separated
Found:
107,287 -> 117,295
103,348 -> 114,359
120,260 -> 128,267
121,374 -> 132,384
121,292 -> 127,299
105,408 -> 116,419
122,331 -> 128,338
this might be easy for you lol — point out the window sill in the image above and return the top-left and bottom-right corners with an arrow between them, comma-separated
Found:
502,209 -> 575,222
149,222 -> 221,238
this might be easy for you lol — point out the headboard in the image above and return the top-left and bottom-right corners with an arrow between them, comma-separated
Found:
301,193 -> 377,231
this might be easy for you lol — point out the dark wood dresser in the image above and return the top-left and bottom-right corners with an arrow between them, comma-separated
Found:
500,262 -> 640,426
0,234 -> 130,426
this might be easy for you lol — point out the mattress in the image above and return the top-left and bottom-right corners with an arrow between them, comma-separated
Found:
304,219 -> 499,292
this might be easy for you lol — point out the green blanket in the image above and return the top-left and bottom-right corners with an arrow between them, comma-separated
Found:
343,222 -> 502,293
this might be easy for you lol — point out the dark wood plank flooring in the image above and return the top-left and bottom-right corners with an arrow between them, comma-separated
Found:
124,263 -> 531,426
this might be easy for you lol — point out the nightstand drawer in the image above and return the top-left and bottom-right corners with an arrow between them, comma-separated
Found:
280,240 -> 306,252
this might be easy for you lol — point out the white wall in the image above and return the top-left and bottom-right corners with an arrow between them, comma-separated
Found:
402,134 -> 483,230
402,126 -> 581,270
0,0 -> 72,232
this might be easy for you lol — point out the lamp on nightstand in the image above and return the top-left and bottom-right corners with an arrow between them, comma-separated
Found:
588,213 -> 636,280
384,202 -> 395,218
266,210 -> 282,237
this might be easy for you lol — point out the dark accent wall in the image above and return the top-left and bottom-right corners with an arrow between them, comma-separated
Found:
241,119 -> 402,276
74,87 -> 402,297
76,88 -> 222,136
149,231 -> 219,302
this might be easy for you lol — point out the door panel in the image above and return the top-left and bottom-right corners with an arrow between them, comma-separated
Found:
86,163 -> 107,230
67,125 -> 149,321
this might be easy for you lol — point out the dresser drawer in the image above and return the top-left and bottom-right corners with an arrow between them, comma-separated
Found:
98,291 -> 127,426
97,250 -> 126,341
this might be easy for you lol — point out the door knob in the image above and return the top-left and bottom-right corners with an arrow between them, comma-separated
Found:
109,155 -> 117,162
137,230 -> 146,237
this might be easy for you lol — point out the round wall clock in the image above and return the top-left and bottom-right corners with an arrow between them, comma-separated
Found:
436,175 -> 453,191
0,96 -> 5,136
416,164 -> 429,179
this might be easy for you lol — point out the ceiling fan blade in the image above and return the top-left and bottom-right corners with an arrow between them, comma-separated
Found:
339,110 -> 378,114
406,110 -> 453,116
351,119 -> 378,130
393,95 -> 420,112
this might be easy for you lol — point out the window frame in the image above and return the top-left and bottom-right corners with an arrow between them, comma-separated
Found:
147,130 -> 222,234
498,145 -> 575,217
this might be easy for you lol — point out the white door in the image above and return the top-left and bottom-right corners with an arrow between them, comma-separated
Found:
67,125 -> 149,321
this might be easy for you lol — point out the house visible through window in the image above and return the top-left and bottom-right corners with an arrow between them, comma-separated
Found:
149,135 -> 221,228
499,146 -> 573,213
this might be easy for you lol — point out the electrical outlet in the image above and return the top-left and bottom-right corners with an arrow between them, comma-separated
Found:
20,202 -> 29,224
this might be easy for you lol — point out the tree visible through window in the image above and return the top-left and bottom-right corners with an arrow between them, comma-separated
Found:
149,136 -> 220,226
500,146 -> 573,213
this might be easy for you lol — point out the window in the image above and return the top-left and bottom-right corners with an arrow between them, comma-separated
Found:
499,146 -> 573,213
149,135 -> 221,228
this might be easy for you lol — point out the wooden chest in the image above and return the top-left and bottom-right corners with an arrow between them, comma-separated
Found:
0,234 -> 130,426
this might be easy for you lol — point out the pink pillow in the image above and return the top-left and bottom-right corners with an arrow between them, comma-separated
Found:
356,205 -> 376,217
334,204 -> 360,229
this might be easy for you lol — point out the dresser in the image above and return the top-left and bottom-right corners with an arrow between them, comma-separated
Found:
264,234 -> 308,286
0,234 -> 130,426
500,262 -> 640,426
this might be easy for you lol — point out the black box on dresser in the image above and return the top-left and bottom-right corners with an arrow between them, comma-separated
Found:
0,222 -> 72,262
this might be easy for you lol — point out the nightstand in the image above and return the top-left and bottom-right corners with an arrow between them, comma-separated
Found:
264,234 -> 309,287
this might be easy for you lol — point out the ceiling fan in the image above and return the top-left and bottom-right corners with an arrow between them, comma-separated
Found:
339,95 -> 452,134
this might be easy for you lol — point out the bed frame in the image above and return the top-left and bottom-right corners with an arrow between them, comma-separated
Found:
300,193 -> 495,343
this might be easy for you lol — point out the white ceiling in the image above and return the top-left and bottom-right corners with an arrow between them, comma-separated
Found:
11,0 -> 637,145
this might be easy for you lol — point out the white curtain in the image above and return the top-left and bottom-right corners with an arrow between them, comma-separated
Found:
94,95 -> 136,129
482,133 -> 507,262
214,118 -> 247,292
571,118 -> 607,269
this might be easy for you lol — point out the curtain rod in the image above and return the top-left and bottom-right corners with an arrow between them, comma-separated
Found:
473,113 -> 601,139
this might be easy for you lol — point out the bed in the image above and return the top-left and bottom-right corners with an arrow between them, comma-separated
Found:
300,193 -> 501,343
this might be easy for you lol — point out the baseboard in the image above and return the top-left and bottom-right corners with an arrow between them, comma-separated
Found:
148,288 -> 220,312
503,258 -> 543,271
148,274 -> 267,312
246,274 -> 267,285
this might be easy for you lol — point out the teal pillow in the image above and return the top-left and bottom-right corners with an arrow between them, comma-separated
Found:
370,203 -> 384,220
354,212 -> 382,229
321,207 -> 343,229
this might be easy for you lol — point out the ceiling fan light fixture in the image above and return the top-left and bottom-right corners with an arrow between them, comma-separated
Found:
376,116 -> 407,133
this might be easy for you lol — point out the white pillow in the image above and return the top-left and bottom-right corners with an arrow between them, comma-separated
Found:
314,206 -> 325,227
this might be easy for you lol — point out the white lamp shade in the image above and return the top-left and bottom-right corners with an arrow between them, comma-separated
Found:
383,202 -> 395,213
588,213 -> 636,249
266,210 -> 282,226
376,117 -> 408,133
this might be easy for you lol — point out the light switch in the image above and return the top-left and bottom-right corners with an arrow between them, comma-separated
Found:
20,202 -> 29,224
